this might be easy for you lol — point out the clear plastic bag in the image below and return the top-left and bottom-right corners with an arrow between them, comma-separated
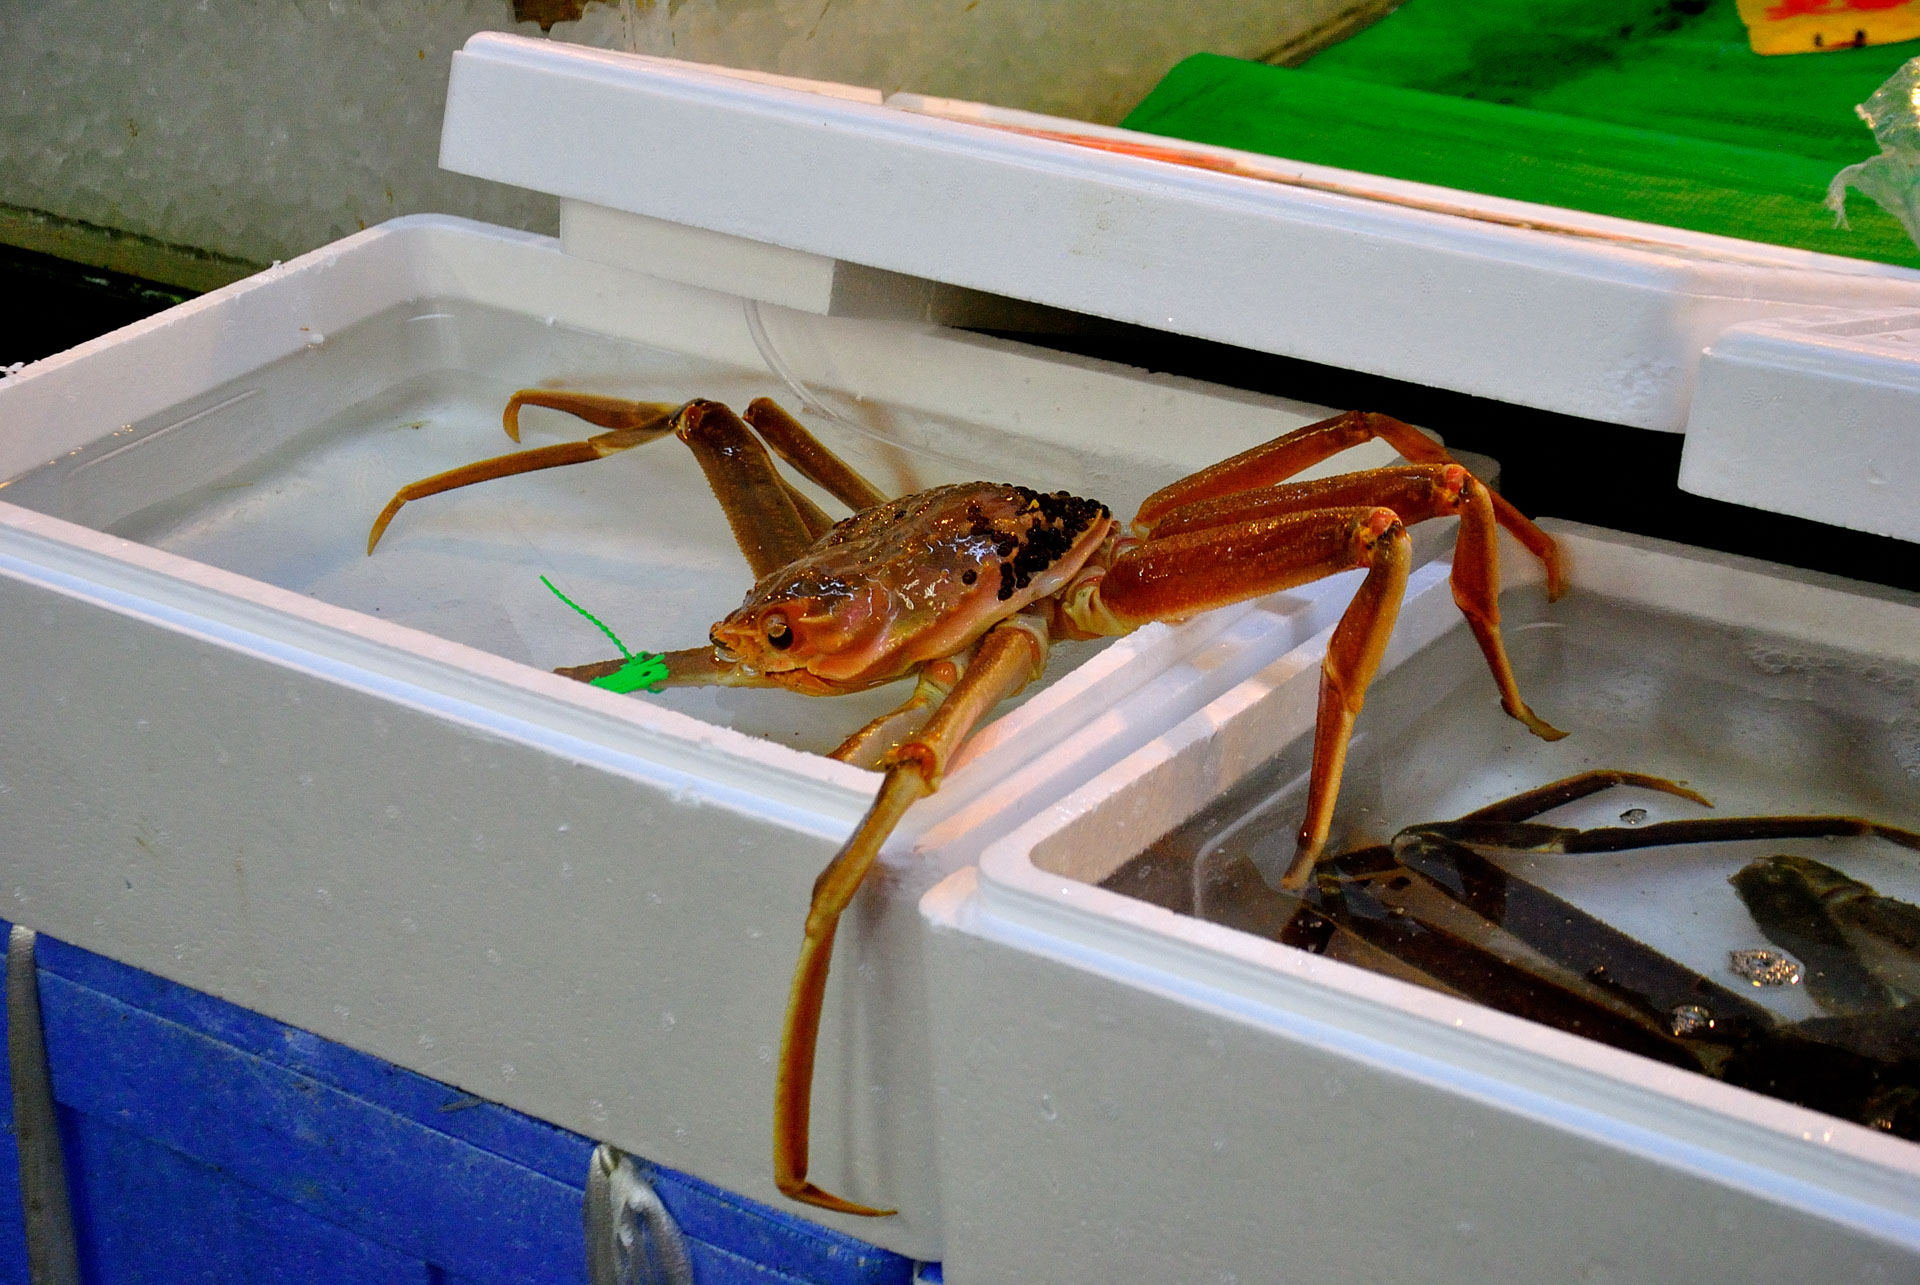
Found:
1828,56 -> 1920,248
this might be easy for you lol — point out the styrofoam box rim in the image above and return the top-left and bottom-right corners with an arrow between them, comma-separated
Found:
963,522 -> 1920,1240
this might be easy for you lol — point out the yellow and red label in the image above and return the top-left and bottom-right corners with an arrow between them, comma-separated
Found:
1737,0 -> 1920,54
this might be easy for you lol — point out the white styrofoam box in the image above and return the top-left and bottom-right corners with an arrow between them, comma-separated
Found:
924,523 -> 1920,1282
436,33 -> 1920,436
1683,307 -> 1920,543
0,212 -> 1415,1253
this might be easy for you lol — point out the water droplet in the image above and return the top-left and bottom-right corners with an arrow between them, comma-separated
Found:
1729,948 -> 1802,987
757,1045 -> 773,1063
589,1098 -> 609,1122
500,1062 -> 516,1081
555,823 -> 570,833
1455,1221 -> 1477,1242
673,1126 -> 687,1139
660,1011 -> 676,1030
315,887 -> 333,907
486,948 -> 501,965
383,804 -> 400,820
1039,1093 -> 1057,1121
418,1033 -> 435,1049
1669,1003 -> 1714,1037
1866,461 -> 1889,487
333,1004 -> 350,1019
401,916 -> 418,933
470,832 -> 486,852
560,862 -> 573,879
747,928 -> 762,939
1619,807 -> 1648,825
647,891 -> 663,905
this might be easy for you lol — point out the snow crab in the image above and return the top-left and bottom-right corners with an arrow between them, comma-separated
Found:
367,391 -> 1566,1215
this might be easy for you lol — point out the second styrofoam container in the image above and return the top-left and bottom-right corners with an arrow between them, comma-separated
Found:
926,522 -> 1920,1282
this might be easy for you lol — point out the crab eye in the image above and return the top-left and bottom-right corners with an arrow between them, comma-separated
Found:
765,612 -> 793,650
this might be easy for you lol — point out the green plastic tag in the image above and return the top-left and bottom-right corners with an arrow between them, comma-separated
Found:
540,575 -> 669,695
589,652 -> 671,695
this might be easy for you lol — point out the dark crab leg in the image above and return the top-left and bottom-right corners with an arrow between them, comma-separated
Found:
1375,776 -> 1920,1035
1428,814 -> 1920,860
775,616 -> 1050,1217
1380,832 -> 1778,1045
1298,861 -> 1748,1066
1454,770 -> 1711,824
1731,856 -> 1902,1016
1271,774 -> 1777,1052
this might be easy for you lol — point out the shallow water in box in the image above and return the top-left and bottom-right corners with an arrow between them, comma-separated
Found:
0,299 -> 1127,753
1103,590 -> 1920,1135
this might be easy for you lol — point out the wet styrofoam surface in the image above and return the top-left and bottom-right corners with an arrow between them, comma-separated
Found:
1683,307 -> 1920,545
927,524 -> 1920,1281
0,214 -> 1407,1256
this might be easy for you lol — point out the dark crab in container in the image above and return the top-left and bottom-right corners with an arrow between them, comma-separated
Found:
1106,769 -> 1920,1138
366,390 -> 1566,1214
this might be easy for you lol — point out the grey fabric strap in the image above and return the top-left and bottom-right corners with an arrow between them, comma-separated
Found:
8,926 -> 79,1285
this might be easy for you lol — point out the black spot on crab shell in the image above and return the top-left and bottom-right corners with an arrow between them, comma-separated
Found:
966,485 -> 1109,603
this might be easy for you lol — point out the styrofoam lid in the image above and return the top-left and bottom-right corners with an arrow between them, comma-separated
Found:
440,33 -> 1920,539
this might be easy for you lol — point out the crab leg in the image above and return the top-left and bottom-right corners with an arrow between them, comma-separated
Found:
367,400 -> 679,552
506,392 -> 860,543
367,396 -> 852,573
1145,463 -> 1561,741
1445,473 -> 1565,741
775,617 -> 1050,1217
1135,410 -> 1565,599
828,654 -> 972,770
551,645 -> 797,689
742,398 -> 888,513
1070,505 -> 1413,888
1282,517 -> 1411,888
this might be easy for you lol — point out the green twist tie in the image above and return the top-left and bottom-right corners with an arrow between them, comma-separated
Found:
540,576 -> 670,695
